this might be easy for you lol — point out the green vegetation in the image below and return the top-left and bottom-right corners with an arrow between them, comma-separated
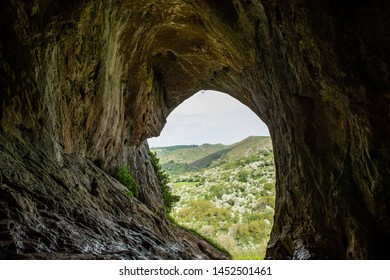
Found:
151,136 -> 273,175
149,151 -> 180,214
152,143 -> 227,166
151,136 -> 275,260
117,165 -> 140,198
181,223 -> 232,257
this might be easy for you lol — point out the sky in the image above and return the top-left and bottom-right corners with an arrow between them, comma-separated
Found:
147,90 -> 270,147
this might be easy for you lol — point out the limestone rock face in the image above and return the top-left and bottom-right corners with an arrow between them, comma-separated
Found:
0,0 -> 389,259
0,134 -> 228,259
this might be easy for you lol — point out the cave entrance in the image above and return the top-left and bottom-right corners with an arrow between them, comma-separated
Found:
148,90 -> 275,259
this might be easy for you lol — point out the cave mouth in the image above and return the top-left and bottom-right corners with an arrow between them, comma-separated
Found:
148,90 -> 275,259
0,0 -> 387,261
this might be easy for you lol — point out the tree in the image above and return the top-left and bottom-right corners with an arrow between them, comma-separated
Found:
149,151 -> 180,214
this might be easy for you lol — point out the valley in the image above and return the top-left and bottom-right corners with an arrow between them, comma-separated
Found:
151,136 -> 275,259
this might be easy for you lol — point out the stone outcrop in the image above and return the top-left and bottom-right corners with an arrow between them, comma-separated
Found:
0,134 -> 229,259
0,0 -> 389,259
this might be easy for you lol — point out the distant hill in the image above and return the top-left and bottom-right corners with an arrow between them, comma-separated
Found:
150,136 -> 272,174
161,135 -> 276,260
226,136 -> 272,160
151,143 -> 227,164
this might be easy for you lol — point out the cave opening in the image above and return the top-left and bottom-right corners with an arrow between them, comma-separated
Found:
0,0 -> 387,261
148,90 -> 275,259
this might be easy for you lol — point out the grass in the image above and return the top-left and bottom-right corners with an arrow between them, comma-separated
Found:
169,215 -> 233,258
117,165 -> 140,197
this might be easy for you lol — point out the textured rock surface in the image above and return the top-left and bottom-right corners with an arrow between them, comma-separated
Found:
0,0 -> 389,259
0,134 -> 228,259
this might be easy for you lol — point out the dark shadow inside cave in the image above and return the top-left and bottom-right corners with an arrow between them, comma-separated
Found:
148,90 -> 275,259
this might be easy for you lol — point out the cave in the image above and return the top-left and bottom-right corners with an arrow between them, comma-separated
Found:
0,1 -> 389,259
148,90 -> 274,259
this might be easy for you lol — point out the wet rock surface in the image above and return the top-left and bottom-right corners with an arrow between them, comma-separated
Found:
0,0 -> 389,259
0,135 -> 228,259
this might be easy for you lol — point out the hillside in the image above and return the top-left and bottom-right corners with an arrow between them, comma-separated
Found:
153,136 -> 276,259
151,143 -> 226,164
151,136 -> 273,175
225,136 -> 273,160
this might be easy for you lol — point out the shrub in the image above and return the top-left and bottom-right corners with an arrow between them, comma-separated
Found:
149,151 -> 180,214
118,165 -> 140,197
237,169 -> 250,182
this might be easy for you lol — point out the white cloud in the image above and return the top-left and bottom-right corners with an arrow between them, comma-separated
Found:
148,90 -> 270,147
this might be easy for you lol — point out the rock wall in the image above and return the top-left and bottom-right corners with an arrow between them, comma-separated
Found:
0,134 -> 228,259
0,0 -> 389,259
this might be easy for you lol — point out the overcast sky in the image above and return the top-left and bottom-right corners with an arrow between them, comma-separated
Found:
147,90 -> 270,147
